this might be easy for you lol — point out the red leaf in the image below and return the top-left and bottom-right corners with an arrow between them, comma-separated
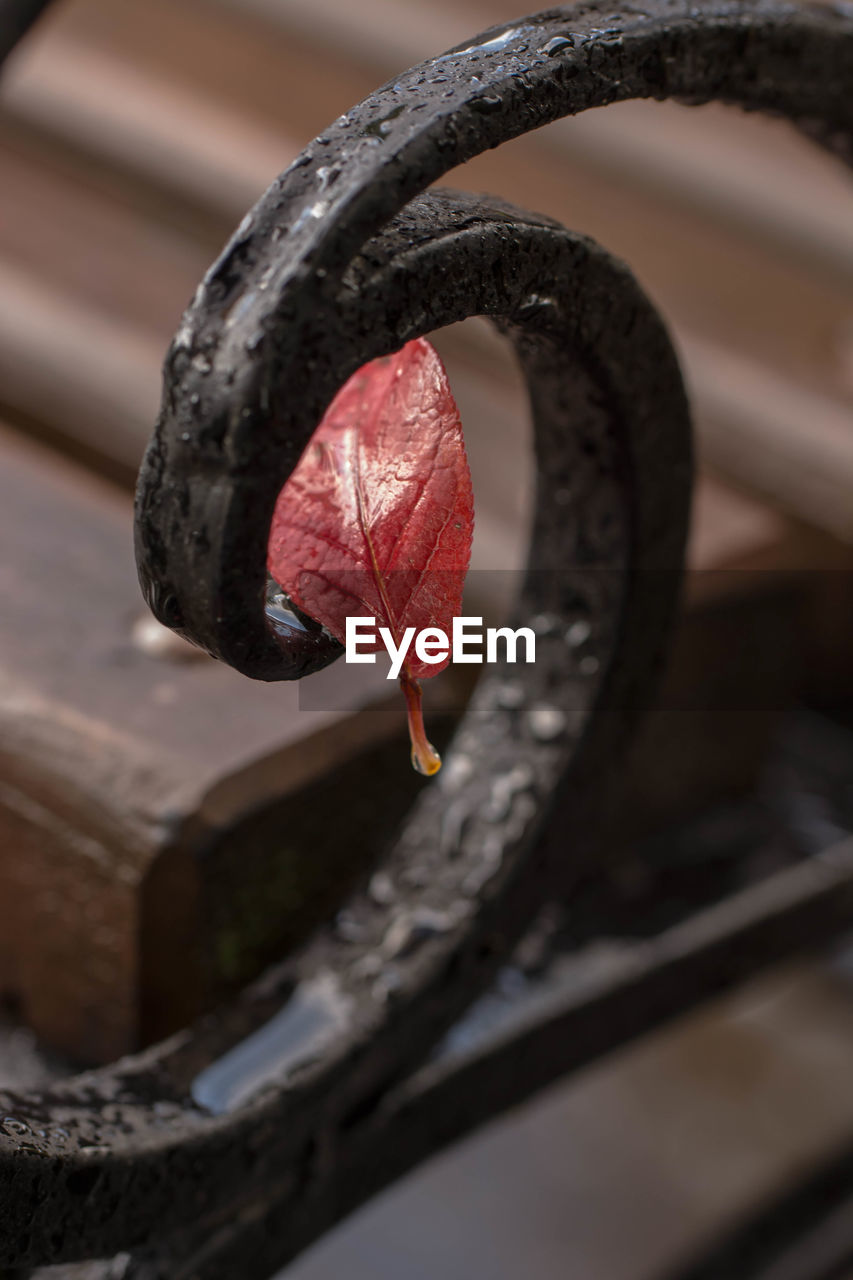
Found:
268,337 -> 474,775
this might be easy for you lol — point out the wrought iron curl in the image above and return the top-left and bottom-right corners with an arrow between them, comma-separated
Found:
0,1 -> 850,1275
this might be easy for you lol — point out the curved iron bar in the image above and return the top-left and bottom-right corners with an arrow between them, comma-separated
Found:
0,0 -> 850,1273
3,189 -> 692,1266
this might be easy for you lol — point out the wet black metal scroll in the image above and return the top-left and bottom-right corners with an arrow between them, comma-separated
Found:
1,1 -> 852,1276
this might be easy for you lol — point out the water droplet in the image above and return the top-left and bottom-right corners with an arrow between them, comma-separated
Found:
519,293 -> 558,313
292,201 -> 330,233
372,967 -> 403,1003
368,872 -> 396,906
441,752 -> 474,793
400,864 -> 430,889
350,952 -> 383,981
411,739 -> 441,775
172,322 -> 193,353
566,619 -> 592,648
527,704 -> 567,741
1,1117 -> 30,1137
363,104 -> 405,138
265,582 -> 317,642
496,682 -> 525,710
224,288 -> 258,330
529,613 -> 559,636
484,764 -> 536,821
435,25 -> 534,61
191,353 -> 212,375
462,835 -> 504,896
470,93 -> 502,112
506,791 -> 538,840
335,910 -> 366,944
316,165 -> 340,190
381,908 -> 456,960
541,35 -> 575,55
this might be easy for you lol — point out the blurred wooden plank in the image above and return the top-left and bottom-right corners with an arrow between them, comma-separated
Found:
686,336 -> 853,544
224,0 -> 853,279
4,0 -> 851,396
1,0 -> 849,531
0,259 -> 161,479
2,42 -> 292,225
0,424 -> 416,1060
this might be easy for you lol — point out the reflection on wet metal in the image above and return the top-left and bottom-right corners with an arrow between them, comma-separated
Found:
192,974 -> 351,1114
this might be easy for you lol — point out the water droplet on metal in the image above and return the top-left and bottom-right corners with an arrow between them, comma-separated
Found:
173,322 -> 193,352
434,25 -> 534,61
527,704 -> 567,741
350,953 -> 383,983
191,972 -> 351,1113
470,93 -> 502,112
529,613 -> 559,636
316,164 -> 340,190
566,619 -> 592,648
441,753 -> 474,793
372,967 -> 403,1003
496,681 -> 525,710
484,764 -> 536,821
363,104 -> 405,138
440,797 -> 471,857
381,907 -> 456,960
335,910 -> 366,944
541,35 -> 575,55
462,835 -> 504,896
368,872 -> 396,906
411,740 -> 441,775
1,1117 -> 30,1137
506,791 -> 538,840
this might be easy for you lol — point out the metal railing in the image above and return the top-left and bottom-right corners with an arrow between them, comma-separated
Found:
1,1 -> 852,1275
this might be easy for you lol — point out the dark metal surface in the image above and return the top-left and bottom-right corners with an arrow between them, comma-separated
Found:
666,1137 -> 853,1280
0,0 -> 54,68
0,0 -> 851,1275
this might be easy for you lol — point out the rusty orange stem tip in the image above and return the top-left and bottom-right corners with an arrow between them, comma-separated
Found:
400,673 -> 442,776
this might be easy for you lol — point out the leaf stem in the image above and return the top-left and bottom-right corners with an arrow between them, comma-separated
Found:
400,671 -> 442,776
